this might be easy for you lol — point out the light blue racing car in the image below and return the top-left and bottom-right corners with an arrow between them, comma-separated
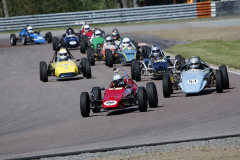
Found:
10,26 -> 52,46
162,56 -> 229,97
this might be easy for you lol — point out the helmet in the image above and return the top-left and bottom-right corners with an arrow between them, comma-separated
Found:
122,37 -> 130,47
27,26 -> 33,33
106,36 -> 113,45
84,24 -> 90,32
112,73 -> 124,87
189,56 -> 201,69
95,30 -> 102,37
66,28 -> 73,35
151,44 -> 163,58
112,31 -> 120,40
59,48 -> 68,61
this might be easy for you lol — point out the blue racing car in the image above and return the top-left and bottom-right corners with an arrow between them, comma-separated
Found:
162,56 -> 229,97
10,25 -> 52,46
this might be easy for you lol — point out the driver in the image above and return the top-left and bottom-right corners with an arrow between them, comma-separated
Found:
112,73 -> 127,88
149,44 -> 164,59
66,28 -> 74,35
27,26 -> 34,34
83,24 -> 91,33
58,48 -> 72,62
187,56 -> 209,70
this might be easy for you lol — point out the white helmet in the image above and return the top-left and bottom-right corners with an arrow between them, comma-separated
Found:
122,37 -> 130,47
106,36 -> 113,45
27,26 -> 33,33
151,44 -> 164,58
112,73 -> 124,87
59,48 -> 68,61
189,56 -> 200,69
95,30 -> 102,37
84,24 -> 90,32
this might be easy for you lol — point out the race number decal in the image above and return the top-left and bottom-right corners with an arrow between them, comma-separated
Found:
104,100 -> 117,106
187,79 -> 198,84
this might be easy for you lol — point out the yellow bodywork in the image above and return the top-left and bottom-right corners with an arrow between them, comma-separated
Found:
51,61 -> 78,78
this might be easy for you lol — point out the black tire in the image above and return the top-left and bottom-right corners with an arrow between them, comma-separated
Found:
138,87 -> 148,112
146,82 -> 158,108
175,54 -> 182,70
10,34 -> 17,46
84,59 -> 92,79
219,65 -> 229,89
105,49 -> 110,66
106,49 -> 113,67
22,35 -> 27,45
80,35 -> 88,54
80,92 -> 90,117
135,61 -> 141,82
87,48 -> 95,66
45,32 -> 52,43
131,59 -> 137,80
91,87 -> 101,113
40,61 -> 48,82
180,57 -> 185,70
216,70 -> 223,93
80,58 -> 87,77
52,37 -> 59,51
162,74 -> 171,98
39,61 -> 44,81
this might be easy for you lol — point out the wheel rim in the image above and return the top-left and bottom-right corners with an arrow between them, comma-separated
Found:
10,37 -> 13,44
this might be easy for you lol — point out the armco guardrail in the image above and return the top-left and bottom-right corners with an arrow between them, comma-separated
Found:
0,2 -> 218,32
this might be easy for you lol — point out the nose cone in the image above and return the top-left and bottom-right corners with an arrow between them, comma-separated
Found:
179,71 -> 207,94
103,88 -> 124,109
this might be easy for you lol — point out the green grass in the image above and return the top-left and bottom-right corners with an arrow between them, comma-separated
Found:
166,40 -> 240,69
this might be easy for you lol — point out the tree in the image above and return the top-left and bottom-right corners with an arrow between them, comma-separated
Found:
1,0 -> 9,17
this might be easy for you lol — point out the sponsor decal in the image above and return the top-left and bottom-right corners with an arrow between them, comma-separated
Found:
104,100 -> 117,106
187,79 -> 198,84
109,87 -> 122,90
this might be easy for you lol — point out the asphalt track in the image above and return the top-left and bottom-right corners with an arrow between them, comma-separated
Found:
0,19 -> 240,159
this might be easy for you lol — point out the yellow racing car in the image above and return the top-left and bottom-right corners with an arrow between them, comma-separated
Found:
40,47 -> 91,82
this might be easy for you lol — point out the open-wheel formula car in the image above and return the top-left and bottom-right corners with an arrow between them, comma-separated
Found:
39,45 -> 91,82
10,26 -> 52,46
80,68 -> 158,117
162,56 -> 229,97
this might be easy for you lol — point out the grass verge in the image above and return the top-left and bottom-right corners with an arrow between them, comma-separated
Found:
166,40 -> 240,69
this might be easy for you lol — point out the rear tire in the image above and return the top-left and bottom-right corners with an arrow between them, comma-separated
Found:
162,74 -> 171,98
219,65 -> 229,89
131,59 -> 137,80
80,35 -> 88,54
87,48 -> 95,66
216,70 -> 223,93
22,35 -> 27,45
45,32 -> 52,43
138,87 -> 148,112
52,37 -> 59,51
146,82 -> 158,108
84,60 -> 91,79
10,34 -> 17,46
80,92 -> 90,117
80,58 -> 87,77
91,87 -> 101,113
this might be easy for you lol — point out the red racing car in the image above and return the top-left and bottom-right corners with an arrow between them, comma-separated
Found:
80,68 -> 158,117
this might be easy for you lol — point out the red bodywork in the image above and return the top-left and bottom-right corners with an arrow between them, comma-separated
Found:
79,30 -> 93,39
102,76 -> 138,110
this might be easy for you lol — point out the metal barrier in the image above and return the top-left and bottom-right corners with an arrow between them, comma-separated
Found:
0,2 -> 219,32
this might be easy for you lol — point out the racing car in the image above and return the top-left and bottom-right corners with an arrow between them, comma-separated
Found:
10,26 -> 52,46
80,68 -> 158,117
39,45 -> 91,82
52,28 -> 80,50
162,56 -> 229,97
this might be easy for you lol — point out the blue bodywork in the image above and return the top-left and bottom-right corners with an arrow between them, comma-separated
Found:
63,35 -> 79,48
119,49 -> 137,64
179,69 -> 208,94
143,57 -> 171,76
18,28 -> 46,43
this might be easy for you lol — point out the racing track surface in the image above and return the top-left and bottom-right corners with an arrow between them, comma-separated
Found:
0,25 -> 240,159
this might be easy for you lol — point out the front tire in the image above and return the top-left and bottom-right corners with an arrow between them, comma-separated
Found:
87,48 -> 95,66
162,74 -> 171,98
146,82 -> 158,108
40,61 -> 48,82
138,87 -> 148,112
22,35 -> 27,45
135,61 -> 141,82
131,59 -> 137,80
106,49 -> 113,67
84,59 -> 92,79
45,32 -> 52,43
80,92 -> 90,117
